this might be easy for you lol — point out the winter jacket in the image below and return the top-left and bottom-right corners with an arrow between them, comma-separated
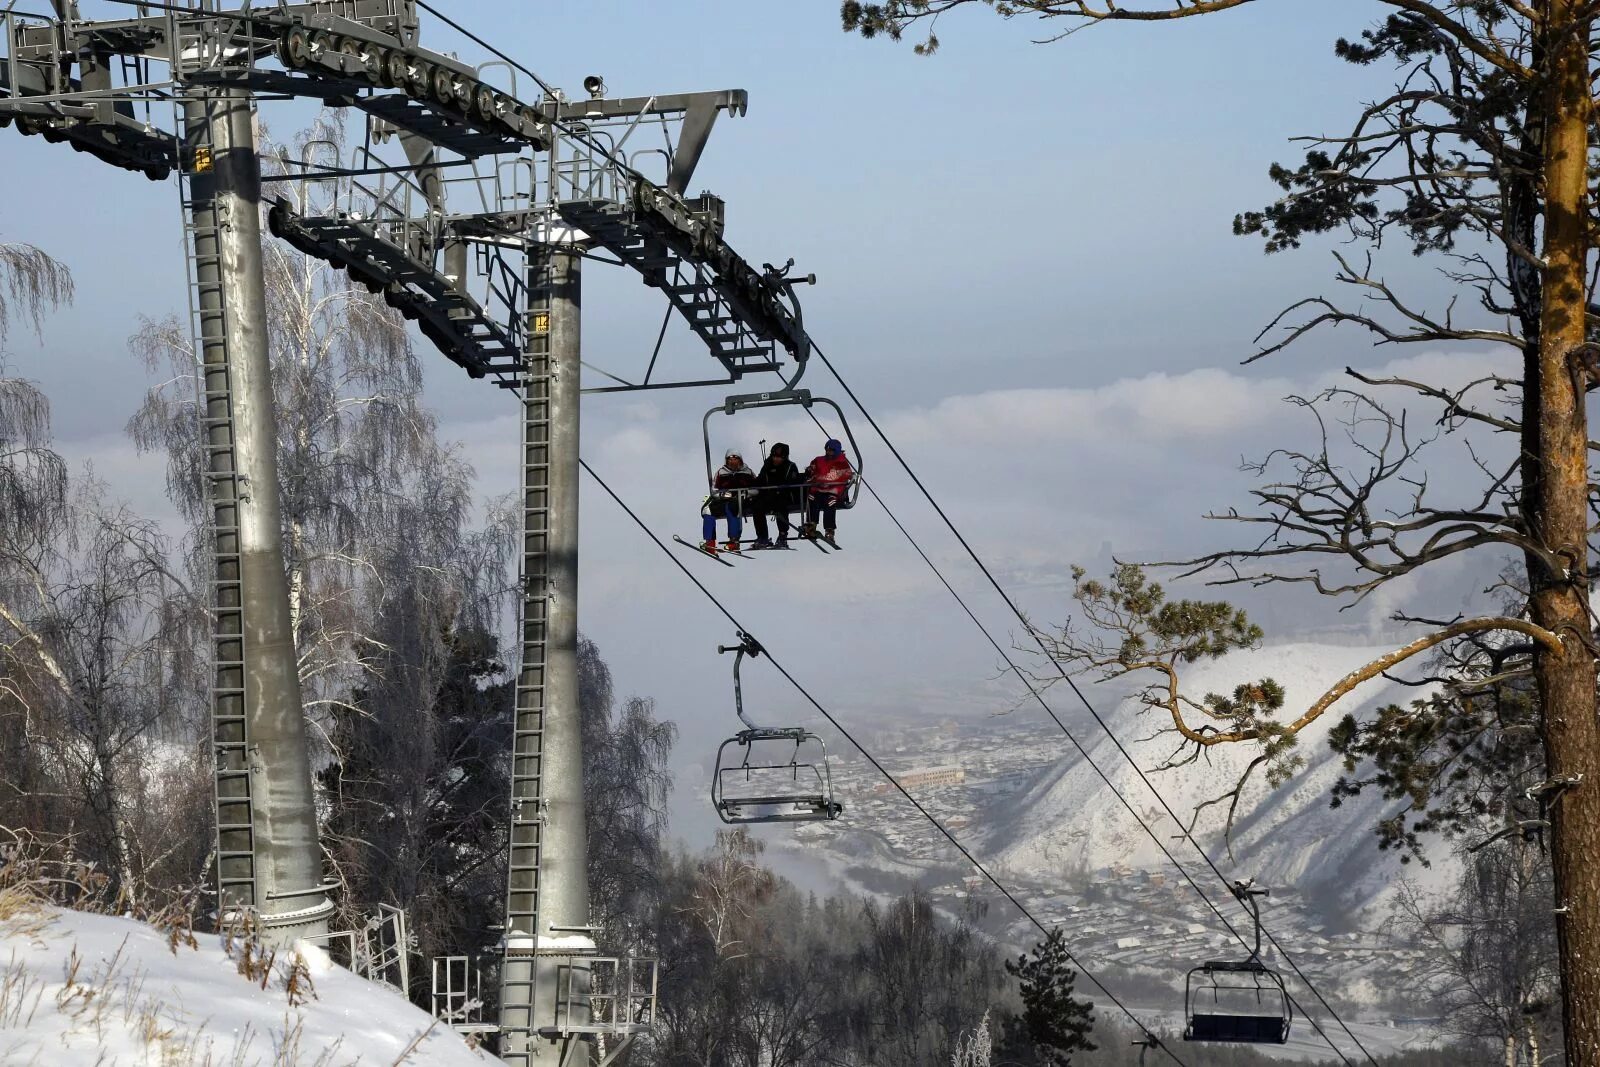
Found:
755,456 -> 803,511
805,452 -> 854,499
711,463 -> 756,507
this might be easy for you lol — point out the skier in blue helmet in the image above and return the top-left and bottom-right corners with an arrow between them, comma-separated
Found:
802,438 -> 854,545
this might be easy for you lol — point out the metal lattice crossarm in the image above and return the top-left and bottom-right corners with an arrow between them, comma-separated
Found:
0,8 -> 179,179
1,2 -> 815,385
267,195 -> 523,385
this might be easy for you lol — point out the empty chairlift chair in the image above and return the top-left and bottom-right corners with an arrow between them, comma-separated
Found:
1183,881 -> 1292,1045
710,633 -> 844,825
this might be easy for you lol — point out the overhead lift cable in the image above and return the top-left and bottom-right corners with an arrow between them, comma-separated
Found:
804,343 -> 1381,1067
794,403 -> 1354,1064
858,469 -> 1353,1064
579,457 -> 1192,1067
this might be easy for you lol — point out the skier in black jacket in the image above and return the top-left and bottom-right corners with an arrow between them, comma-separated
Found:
751,442 -> 802,548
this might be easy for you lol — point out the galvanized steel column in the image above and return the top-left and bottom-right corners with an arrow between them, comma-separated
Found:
186,87 -> 330,943
500,249 -> 592,1066
534,249 -> 592,1063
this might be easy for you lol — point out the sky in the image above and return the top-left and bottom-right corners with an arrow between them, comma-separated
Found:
0,0 -> 1528,850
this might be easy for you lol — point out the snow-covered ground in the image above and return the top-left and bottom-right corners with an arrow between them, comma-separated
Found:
0,904 -> 489,1066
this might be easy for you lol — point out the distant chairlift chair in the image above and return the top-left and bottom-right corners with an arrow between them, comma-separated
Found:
710,633 -> 844,825
1183,881 -> 1292,1045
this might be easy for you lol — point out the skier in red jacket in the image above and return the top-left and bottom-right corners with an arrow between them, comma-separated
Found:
801,439 -> 854,545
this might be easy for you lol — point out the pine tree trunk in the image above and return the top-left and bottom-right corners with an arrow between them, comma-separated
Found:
1529,4 -> 1600,1063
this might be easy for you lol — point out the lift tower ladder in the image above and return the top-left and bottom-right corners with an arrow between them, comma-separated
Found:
178,88 -> 258,914
499,249 -> 556,1064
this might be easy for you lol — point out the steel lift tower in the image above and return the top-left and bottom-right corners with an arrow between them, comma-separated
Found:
182,82 -> 332,939
1,4 -> 813,1062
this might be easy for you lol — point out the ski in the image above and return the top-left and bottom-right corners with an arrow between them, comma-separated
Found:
747,541 -> 796,552
673,535 -> 736,567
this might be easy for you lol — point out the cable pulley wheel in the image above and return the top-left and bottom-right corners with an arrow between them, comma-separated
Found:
511,103 -> 539,136
472,85 -> 498,124
624,180 -> 649,215
407,59 -> 432,97
359,46 -> 383,83
382,49 -> 408,89
695,225 -> 719,260
280,26 -> 311,69
491,93 -> 517,132
430,68 -> 457,107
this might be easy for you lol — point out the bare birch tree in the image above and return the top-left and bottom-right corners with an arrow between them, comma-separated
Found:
579,636 -> 678,957
0,237 -> 71,547
0,477 -> 209,906
1390,832 -> 1561,1064
128,115 -> 460,739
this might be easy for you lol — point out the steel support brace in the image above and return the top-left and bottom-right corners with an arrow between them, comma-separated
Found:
500,249 -> 593,1066
182,86 -> 330,944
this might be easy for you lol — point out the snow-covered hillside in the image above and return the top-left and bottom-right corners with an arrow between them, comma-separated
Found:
0,904 -> 489,1066
978,641 -> 1455,921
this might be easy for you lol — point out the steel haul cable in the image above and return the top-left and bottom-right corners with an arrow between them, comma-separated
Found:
805,341 -> 1381,1067
580,456 -> 1191,1066
792,406 -> 1357,1066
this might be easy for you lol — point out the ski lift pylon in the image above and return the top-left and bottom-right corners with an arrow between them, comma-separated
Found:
710,632 -> 844,825
1183,881 -> 1292,1045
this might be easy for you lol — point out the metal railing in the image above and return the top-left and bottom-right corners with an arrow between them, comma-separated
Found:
554,956 -> 658,1036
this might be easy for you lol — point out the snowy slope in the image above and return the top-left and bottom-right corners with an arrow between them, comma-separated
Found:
0,904 -> 490,1066
979,641 -> 1455,919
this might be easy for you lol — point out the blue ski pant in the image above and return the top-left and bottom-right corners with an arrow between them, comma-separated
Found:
703,499 -> 742,542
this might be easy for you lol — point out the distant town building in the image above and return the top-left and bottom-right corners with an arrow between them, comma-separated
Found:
874,764 -> 967,794
902,765 -> 965,789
